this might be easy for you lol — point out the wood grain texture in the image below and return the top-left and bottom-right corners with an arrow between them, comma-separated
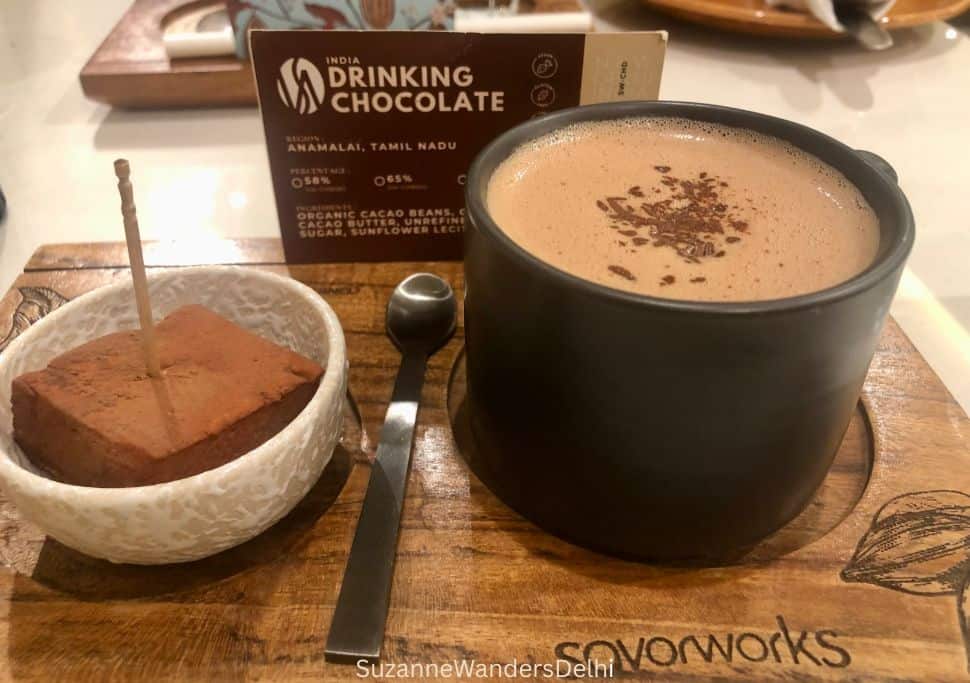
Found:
25,239 -> 286,271
641,0 -> 970,38
1,240 -> 969,681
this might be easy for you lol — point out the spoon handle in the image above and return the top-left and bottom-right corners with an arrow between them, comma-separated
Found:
325,351 -> 428,663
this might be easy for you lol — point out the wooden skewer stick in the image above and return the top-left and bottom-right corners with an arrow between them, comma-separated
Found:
114,159 -> 162,379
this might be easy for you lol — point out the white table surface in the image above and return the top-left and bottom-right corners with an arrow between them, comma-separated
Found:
1,0 -> 969,412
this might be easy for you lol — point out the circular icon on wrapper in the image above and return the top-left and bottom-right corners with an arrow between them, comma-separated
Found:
277,57 -> 326,115
530,83 -> 556,108
531,53 -> 558,79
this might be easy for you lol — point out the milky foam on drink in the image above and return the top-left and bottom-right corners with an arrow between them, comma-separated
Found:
486,117 -> 880,302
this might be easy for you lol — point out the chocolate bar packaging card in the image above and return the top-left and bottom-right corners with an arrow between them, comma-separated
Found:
250,31 -> 667,263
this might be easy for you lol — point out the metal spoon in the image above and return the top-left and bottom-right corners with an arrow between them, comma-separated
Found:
325,273 -> 457,664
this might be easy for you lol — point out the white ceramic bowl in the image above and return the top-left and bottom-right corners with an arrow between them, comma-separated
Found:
0,266 -> 347,564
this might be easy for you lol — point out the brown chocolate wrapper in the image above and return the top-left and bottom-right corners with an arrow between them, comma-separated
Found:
251,30 -> 666,263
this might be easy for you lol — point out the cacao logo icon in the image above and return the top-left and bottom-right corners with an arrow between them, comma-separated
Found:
277,58 -> 325,114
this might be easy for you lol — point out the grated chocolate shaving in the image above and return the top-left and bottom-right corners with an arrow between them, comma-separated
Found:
596,166 -> 750,276
608,265 -> 636,281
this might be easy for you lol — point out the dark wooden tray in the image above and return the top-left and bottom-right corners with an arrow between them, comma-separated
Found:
80,0 -> 256,109
80,0 -> 589,109
2,238 -> 969,680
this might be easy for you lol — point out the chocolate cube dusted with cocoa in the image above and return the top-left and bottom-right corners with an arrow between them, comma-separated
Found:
11,305 -> 324,487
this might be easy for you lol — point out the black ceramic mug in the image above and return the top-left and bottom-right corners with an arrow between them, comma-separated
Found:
462,101 -> 915,562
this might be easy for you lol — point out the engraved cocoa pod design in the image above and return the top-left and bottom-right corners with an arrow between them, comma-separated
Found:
361,0 -> 395,28
0,287 -> 69,352
842,490 -> 970,594
842,490 -> 970,669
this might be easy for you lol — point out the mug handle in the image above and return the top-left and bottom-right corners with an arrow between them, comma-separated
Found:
855,149 -> 898,183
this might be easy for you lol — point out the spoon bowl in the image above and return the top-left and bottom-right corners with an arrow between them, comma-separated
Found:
386,273 -> 457,354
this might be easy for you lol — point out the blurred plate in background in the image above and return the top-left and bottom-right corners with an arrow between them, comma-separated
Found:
640,0 -> 970,37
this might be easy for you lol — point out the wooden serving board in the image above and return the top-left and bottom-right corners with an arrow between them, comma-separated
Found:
81,0 -> 256,109
2,238 -> 970,681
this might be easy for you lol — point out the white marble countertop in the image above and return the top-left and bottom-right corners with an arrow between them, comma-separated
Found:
1,0 -> 969,411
